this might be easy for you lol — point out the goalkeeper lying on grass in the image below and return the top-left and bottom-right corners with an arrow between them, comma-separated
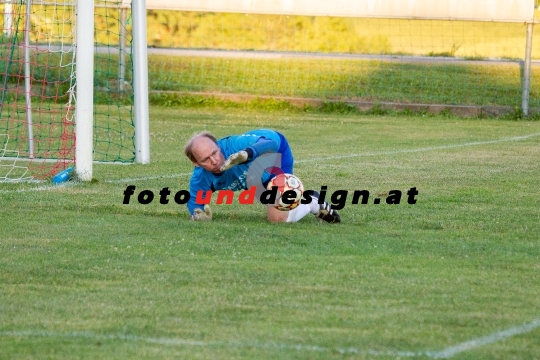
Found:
183,129 -> 340,223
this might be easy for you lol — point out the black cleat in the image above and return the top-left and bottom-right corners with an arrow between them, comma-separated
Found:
310,191 -> 341,223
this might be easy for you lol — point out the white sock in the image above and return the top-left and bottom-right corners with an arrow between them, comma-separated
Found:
286,203 -> 313,222
309,198 -> 320,214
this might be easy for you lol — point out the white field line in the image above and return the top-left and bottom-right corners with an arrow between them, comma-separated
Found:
1,319 -> 539,358
104,131 -> 540,183
0,174 -> 192,193
2,131 -> 539,190
104,172 -> 194,183
0,182 -> 78,193
426,319 -> 540,359
0,157 -> 130,165
295,131 -> 540,164
0,179 -> 43,184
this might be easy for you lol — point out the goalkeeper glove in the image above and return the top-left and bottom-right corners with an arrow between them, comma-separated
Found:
220,150 -> 248,171
191,205 -> 212,221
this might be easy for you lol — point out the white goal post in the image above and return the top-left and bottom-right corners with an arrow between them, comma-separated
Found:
75,0 -> 94,181
132,0 -> 150,166
77,0 -> 149,181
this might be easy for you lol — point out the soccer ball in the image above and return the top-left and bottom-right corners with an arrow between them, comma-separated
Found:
266,173 -> 304,211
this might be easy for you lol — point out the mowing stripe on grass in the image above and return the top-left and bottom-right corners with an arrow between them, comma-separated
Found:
2,319 -> 539,358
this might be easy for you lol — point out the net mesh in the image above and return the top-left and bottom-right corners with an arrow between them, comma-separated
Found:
143,11 -> 539,110
0,0 -> 134,182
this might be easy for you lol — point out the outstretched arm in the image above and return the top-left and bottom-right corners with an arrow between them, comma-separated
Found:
220,138 -> 279,171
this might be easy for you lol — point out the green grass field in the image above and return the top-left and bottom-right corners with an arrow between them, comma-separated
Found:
1,107 -> 540,359
149,56 -> 531,108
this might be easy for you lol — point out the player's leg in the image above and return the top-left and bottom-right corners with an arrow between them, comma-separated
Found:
265,138 -> 296,223
309,190 -> 341,223
266,206 -> 289,222
265,136 -> 340,223
265,192 -> 340,223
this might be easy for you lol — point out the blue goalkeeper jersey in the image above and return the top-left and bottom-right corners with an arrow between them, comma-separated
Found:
187,129 -> 293,215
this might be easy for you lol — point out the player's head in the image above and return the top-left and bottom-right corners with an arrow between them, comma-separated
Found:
184,131 -> 225,173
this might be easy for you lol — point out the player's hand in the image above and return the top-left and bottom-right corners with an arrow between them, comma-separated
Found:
220,150 -> 248,171
191,205 -> 212,221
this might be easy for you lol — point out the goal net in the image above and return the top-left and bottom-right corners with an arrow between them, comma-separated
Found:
143,0 -> 538,116
0,0 -> 136,182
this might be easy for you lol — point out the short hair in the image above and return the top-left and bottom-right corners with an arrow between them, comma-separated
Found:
184,131 -> 218,163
